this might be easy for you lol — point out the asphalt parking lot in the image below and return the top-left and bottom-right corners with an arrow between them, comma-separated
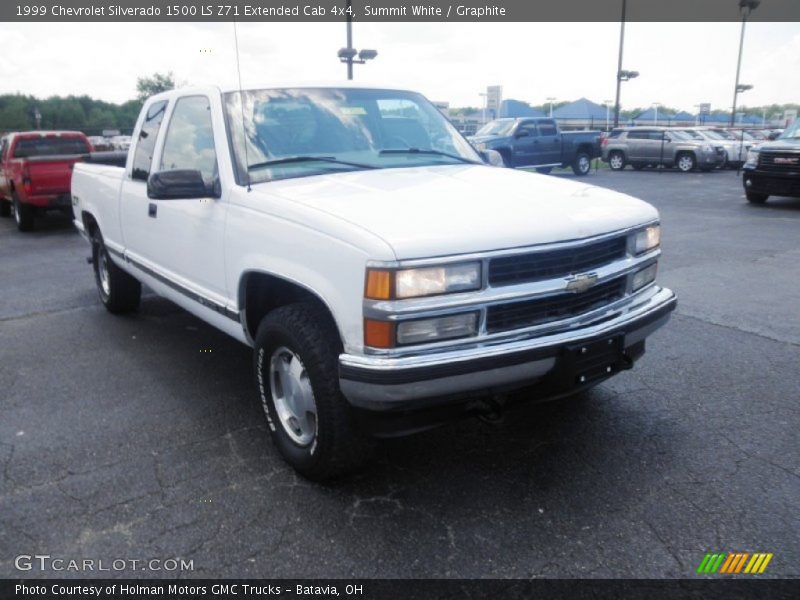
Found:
1,168 -> 798,579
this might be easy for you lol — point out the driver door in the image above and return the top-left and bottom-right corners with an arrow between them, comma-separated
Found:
511,120 -> 538,167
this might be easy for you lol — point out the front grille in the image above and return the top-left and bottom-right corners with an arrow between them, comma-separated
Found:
488,236 -> 627,287
757,152 -> 800,173
486,277 -> 626,334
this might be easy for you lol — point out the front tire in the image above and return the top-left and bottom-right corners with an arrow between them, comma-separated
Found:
12,193 -> 35,232
608,151 -> 626,170
92,230 -> 141,313
254,302 -> 373,480
746,191 -> 768,204
676,152 -> 696,173
571,152 -> 592,176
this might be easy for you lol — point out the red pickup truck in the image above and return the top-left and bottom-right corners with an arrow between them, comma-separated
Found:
0,131 -> 92,231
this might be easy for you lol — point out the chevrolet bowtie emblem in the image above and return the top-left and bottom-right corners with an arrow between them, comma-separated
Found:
566,273 -> 598,293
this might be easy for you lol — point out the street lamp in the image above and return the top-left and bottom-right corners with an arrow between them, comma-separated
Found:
604,99 -> 613,131
479,92 -> 488,124
731,0 -> 760,127
546,97 -> 556,118
337,0 -> 377,80
652,102 -> 661,125
612,0 -> 640,127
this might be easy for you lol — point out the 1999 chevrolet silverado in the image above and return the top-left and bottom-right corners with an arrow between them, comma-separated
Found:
71,84 -> 676,480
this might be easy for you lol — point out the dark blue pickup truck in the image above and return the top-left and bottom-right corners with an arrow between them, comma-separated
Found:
468,117 -> 601,176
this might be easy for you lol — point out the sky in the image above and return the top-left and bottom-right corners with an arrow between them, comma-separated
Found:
0,21 -> 798,113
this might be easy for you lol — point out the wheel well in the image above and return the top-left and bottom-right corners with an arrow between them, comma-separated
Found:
576,144 -> 593,156
81,211 -> 99,237
239,272 -> 340,345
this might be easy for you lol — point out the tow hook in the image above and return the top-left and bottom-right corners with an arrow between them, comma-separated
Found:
475,394 -> 508,425
620,352 -> 635,370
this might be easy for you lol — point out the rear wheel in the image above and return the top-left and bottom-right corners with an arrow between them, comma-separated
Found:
571,152 -> 592,176
254,302 -> 373,481
608,151 -> 626,170
746,191 -> 768,204
676,153 -> 696,173
92,230 -> 141,313
12,193 -> 34,232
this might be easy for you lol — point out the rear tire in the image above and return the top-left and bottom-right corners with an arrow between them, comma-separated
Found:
745,191 -> 768,204
254,302 -> 373,481
12,193 -> 34,232
608,151 -> 626,170
92,230 -> 141,313
571,152 -> 592,176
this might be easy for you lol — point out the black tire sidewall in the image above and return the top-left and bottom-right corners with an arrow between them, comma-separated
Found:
92,232 -> 112,306
254,314 -> 331,473
573,152 -> 591,175
678,153 -> 695,172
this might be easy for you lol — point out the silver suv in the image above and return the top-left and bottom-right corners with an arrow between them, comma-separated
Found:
601,127 -> 725,172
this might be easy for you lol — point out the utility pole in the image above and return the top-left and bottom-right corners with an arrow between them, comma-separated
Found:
731,1 -> 760,127
613,0 -> 627,128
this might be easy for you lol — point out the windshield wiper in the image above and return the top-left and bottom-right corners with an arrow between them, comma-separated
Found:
379,148 -> 480,164
248,155 -> 376,171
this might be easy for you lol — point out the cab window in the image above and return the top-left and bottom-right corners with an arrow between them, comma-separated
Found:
159,96 -> 218,183
517,122 -> 538,137
537,120 -> 558,136
131,100 -> 168,182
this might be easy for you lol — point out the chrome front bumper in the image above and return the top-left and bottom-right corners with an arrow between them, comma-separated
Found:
339,286 -> 676,411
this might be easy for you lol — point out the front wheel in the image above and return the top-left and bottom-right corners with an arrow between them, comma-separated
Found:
676,153 -> 696,173
254,302 -> 373,480
608,151 -> 626,170
571,152 -> 592,176
746,191 -> 768,204
92,230 -> 141,313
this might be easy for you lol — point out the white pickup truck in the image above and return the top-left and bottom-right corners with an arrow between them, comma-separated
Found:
71,84 -> 676,480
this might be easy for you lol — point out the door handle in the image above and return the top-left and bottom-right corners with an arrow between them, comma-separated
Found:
148,203 -> 157,218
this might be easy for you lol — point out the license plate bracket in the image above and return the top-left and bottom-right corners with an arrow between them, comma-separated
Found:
562,334 -> 625,386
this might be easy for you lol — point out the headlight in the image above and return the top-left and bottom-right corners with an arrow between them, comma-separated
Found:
396,312 -> 478,345
365,262 -> 481,300
632,263 -> 658,292
633,225 -> 660,255
744,149 -> 759,167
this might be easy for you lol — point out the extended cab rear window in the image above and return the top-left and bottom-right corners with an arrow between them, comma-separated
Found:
12,137 -> 90,158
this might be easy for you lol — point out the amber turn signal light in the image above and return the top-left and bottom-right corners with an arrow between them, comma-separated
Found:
365,269 -> 393,300
364,319 -> 394,349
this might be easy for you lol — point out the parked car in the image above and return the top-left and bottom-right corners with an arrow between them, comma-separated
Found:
741,119 -> 800,204
87,136 -> 114,151
468,118 -> 601,175
71,85 -> 676,479
110,135 -> 132,151
678,127 -> 745,168
0,130 -> 92,231
601,127 -> 725,172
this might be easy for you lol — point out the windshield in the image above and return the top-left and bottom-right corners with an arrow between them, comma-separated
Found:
224,87 -> 481,184
779,121 -> 800,139
475,119 -> 516,137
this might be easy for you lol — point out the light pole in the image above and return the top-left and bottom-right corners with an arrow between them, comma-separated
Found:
612,0 -> 640,127
652,102 -> 661,125
731,0 -> 760,127
604,99 -> 613,131
337,0 -> 377,80
733,84 -> 753,125
546,97 -> 556,118
479,92 -> 488,124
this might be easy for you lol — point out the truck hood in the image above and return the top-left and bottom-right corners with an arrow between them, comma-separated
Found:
757,140 -> 800,153
257,164 -> 658,260
468,135 -> 508,146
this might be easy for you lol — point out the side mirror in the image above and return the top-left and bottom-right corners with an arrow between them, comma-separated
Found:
515,130 -> 529,139
147,170 -> 218,200
479,149 -> 504,167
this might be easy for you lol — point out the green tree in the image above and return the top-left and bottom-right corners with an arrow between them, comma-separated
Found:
136,72 -> 175,101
